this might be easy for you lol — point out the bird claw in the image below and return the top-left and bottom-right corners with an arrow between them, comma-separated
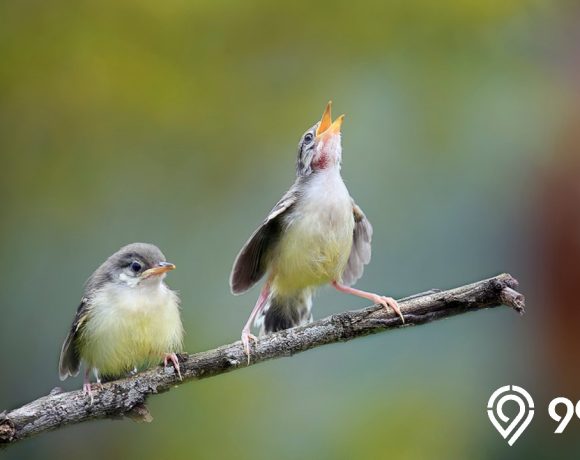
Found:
163,353 -> 182,380
332,281 -> 405,324
241,330 -> 258,365
83,382 -> 94,404
375,295 -> 405,323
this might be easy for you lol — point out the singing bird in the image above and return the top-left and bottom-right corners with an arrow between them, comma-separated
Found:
59,243 -> 184,398
230,102 -> 404,357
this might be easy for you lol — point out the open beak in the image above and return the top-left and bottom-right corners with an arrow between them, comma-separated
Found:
142,261 -> 176,279
315,101 -> 345,138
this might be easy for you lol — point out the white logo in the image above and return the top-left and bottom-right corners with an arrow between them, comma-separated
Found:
548,397 -> 580,433
487,385 -> 535,446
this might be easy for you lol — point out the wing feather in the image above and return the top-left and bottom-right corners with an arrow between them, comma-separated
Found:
58,298 -> 91,380
230,189 -> 297,294
341,201 -> 373,286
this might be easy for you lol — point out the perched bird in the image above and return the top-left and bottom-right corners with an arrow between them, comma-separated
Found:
59,242 -> 184,398
230,102 -> 404,357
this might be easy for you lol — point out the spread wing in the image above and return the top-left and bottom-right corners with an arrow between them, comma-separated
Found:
341,200 -> 373,286
58,298 -> 92,380
230,188 -> 298,294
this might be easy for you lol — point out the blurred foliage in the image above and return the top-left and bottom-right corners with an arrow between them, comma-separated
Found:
1,0 -> 579,458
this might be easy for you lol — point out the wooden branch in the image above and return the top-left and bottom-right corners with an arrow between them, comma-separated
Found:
0,273 -> 524,447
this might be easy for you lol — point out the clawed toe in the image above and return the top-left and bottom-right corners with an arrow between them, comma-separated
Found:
163,353 -> 182,380
82,382 -> 94,404
241,331 -> 258,365
377,296 -> 405,324
332,282 -> 405,324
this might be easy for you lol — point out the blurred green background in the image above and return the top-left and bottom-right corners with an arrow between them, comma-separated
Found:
2,0 -> 580,458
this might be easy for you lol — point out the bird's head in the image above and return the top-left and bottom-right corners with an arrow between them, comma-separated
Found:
106,243 -> 176,288
296,101 -> 344,177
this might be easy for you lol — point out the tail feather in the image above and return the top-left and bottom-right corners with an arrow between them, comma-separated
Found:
256,290 -> 313,335
59,331 -> 81,381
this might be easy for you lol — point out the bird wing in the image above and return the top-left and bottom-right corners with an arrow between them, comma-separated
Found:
230,188 -> 298,294
58,297 -> 92,380
341,200 -> 373,286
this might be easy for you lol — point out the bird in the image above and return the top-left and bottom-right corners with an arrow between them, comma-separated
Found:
59,242 -> 184,399
230,101 -> 404,358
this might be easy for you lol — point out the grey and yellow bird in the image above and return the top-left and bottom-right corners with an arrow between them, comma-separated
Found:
230,102 -> 404,357
59,242 -> 184,398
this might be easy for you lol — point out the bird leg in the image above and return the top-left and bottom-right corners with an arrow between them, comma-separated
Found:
163,353 -> 182,380
83,368 -> 94,404
93,369 -> 103,389
332,281 -> 405,323
241,282 -> 270,363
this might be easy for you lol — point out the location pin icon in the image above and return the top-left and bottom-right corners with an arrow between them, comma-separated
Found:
487,385 -> 535,446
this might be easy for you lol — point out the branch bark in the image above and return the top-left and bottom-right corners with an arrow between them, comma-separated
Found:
0,273 -> 524,446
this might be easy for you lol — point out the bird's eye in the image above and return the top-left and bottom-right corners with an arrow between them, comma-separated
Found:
304,133 -> 314,143
130,261 -> 142,273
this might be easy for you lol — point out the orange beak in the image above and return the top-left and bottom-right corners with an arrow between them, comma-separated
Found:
316,101 -> 345,137
142,262 -> 176,279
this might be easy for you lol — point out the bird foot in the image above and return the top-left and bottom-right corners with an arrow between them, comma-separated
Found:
332,281 -> 405,324
163,353 -> 182,380
82,382 -> 94,404
241,329 -> 258,365
372,295 -> 405,323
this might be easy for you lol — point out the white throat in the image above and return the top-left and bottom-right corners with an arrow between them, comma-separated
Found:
118,272 -> 165,288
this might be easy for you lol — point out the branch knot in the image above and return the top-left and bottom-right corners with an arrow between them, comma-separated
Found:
0,412 -> 15,444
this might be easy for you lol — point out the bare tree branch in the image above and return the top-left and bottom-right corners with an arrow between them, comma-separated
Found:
0,273 -> 524,447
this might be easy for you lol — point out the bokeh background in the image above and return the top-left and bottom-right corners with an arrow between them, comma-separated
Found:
1,0 -> 580,458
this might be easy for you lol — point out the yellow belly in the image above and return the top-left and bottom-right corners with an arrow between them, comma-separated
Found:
272,209 -> 354,296
78,284 -> 183,377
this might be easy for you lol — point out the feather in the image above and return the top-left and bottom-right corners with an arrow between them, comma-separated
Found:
258,290 -> 313,334
58,298 -> 91,380
230,188 -> 298,294
341,200 -> 373,286
79,282 -> 182,378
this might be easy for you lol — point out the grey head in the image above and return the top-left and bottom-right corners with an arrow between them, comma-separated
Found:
296,101 -> 345,177
84,242 -> 175,296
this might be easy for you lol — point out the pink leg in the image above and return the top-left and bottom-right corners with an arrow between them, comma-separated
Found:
83,368 -> 94,404
164,353 -> 182,380
332,281 -> 405,323
93,369 -> 103,389
241,282 -> 271,362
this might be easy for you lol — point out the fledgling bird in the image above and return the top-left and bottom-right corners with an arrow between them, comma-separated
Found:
230,102 -> 404,357
59,242 -> 184,399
